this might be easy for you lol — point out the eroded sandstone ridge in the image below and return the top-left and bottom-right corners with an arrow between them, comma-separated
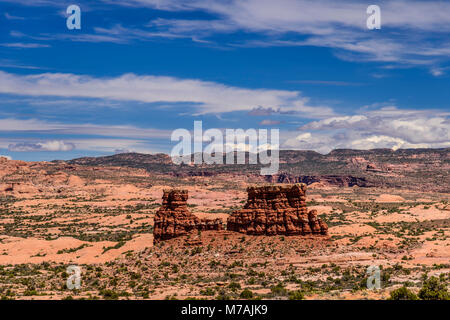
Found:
153,189 -> 223,243
226,184 -> 328,236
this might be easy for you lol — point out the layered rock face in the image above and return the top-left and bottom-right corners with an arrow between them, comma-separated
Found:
227,184 -> 328,236
266,173 -> 370,187
153,189 -> 223,243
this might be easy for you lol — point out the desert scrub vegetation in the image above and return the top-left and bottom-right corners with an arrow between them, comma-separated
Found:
388,276 -> 449,300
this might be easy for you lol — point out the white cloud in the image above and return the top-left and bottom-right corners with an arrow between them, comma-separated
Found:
8,140 -> 75,152
348,135 -> 429,151
282,107 -> 450,153
430,67 -> 449,77
302,107 -> 449,144
110,0 -> 450,67
0,118 -> 172,139
260,119 -> 282,126
0,71 -> 333,117
4,13 -> 25,20
0,59 -> 44,70
302,115 -> 368,129
284,131 -> 335,154
0,118 -> 176,154
111,0 -> 450,31
0,0 -> 61,5
7,0 -> 450,67
0,155 -> 12,160
0,43 -> 50,48
0,137 -> 161,154
67,138 -> 156,153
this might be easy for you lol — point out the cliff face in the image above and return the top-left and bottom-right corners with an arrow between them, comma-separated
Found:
266,174 -> 370,187
153,189 -> 223,243
226,184 -> 328,236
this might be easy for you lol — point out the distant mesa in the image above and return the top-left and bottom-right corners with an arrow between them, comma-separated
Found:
66,148 -> 450,192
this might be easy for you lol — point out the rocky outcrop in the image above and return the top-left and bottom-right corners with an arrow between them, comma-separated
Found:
266,174 -> 370,187
153,189 -> 223,243
227,184 -> 328,236
170,171 -> 217,178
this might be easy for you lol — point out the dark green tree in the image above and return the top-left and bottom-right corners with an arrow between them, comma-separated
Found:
418,276 -> 449,300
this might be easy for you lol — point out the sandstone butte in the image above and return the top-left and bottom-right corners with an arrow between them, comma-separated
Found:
227,184 -> 328,236
153,189 -> 223,243
154,184 -> 328,243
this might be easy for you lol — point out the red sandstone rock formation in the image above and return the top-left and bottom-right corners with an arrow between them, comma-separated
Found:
153,189 -> 223,243
226,184 -> 328,236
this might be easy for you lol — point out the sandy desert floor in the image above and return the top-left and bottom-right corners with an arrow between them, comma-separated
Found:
0,158 -> 448,300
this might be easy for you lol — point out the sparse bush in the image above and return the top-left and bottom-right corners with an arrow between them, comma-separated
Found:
228,282 -> 241,291
418,277 -> 449,300
200,288 -> 215,296
288,290 -> 304,300
100,289 -> 119,300
240,289 -> 253,299
388,286 -> 418,300
270,282 -> 287,296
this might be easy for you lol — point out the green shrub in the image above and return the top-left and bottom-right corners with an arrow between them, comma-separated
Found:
200,288 -> 215,296
228,282 -> 241,291
288,290 -> 304,300
270,282 -> 287,296
418,277 -> 449,300
240,289 -> 253,299
100,289 -> 119,300
388,286 -> 418,300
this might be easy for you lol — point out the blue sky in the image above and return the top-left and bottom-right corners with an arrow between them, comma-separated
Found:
0,0 -> 449,161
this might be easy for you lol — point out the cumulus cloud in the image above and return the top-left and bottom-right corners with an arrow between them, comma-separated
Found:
284,132 -> 335,154
0,71 -> 333,117
0,155 -> 12,160
282,107 -> 450,153
3,138 -> 158,154
301,107 -> 449,144
8,140 -> 75,152
248,107 -> 278,116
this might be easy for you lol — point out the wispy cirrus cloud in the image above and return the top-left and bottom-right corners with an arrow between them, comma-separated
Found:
0,59 -> 45,70
5,0 -> 450,72
290,80 -> 363,86
110,0 -> 450,72
35,25 -> 185,44
0,42 -> 50,48
4,13 -> 25,20
0,118 -> 172,139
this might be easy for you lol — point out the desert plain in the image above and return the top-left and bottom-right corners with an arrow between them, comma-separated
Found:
0,149 -> 448,300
